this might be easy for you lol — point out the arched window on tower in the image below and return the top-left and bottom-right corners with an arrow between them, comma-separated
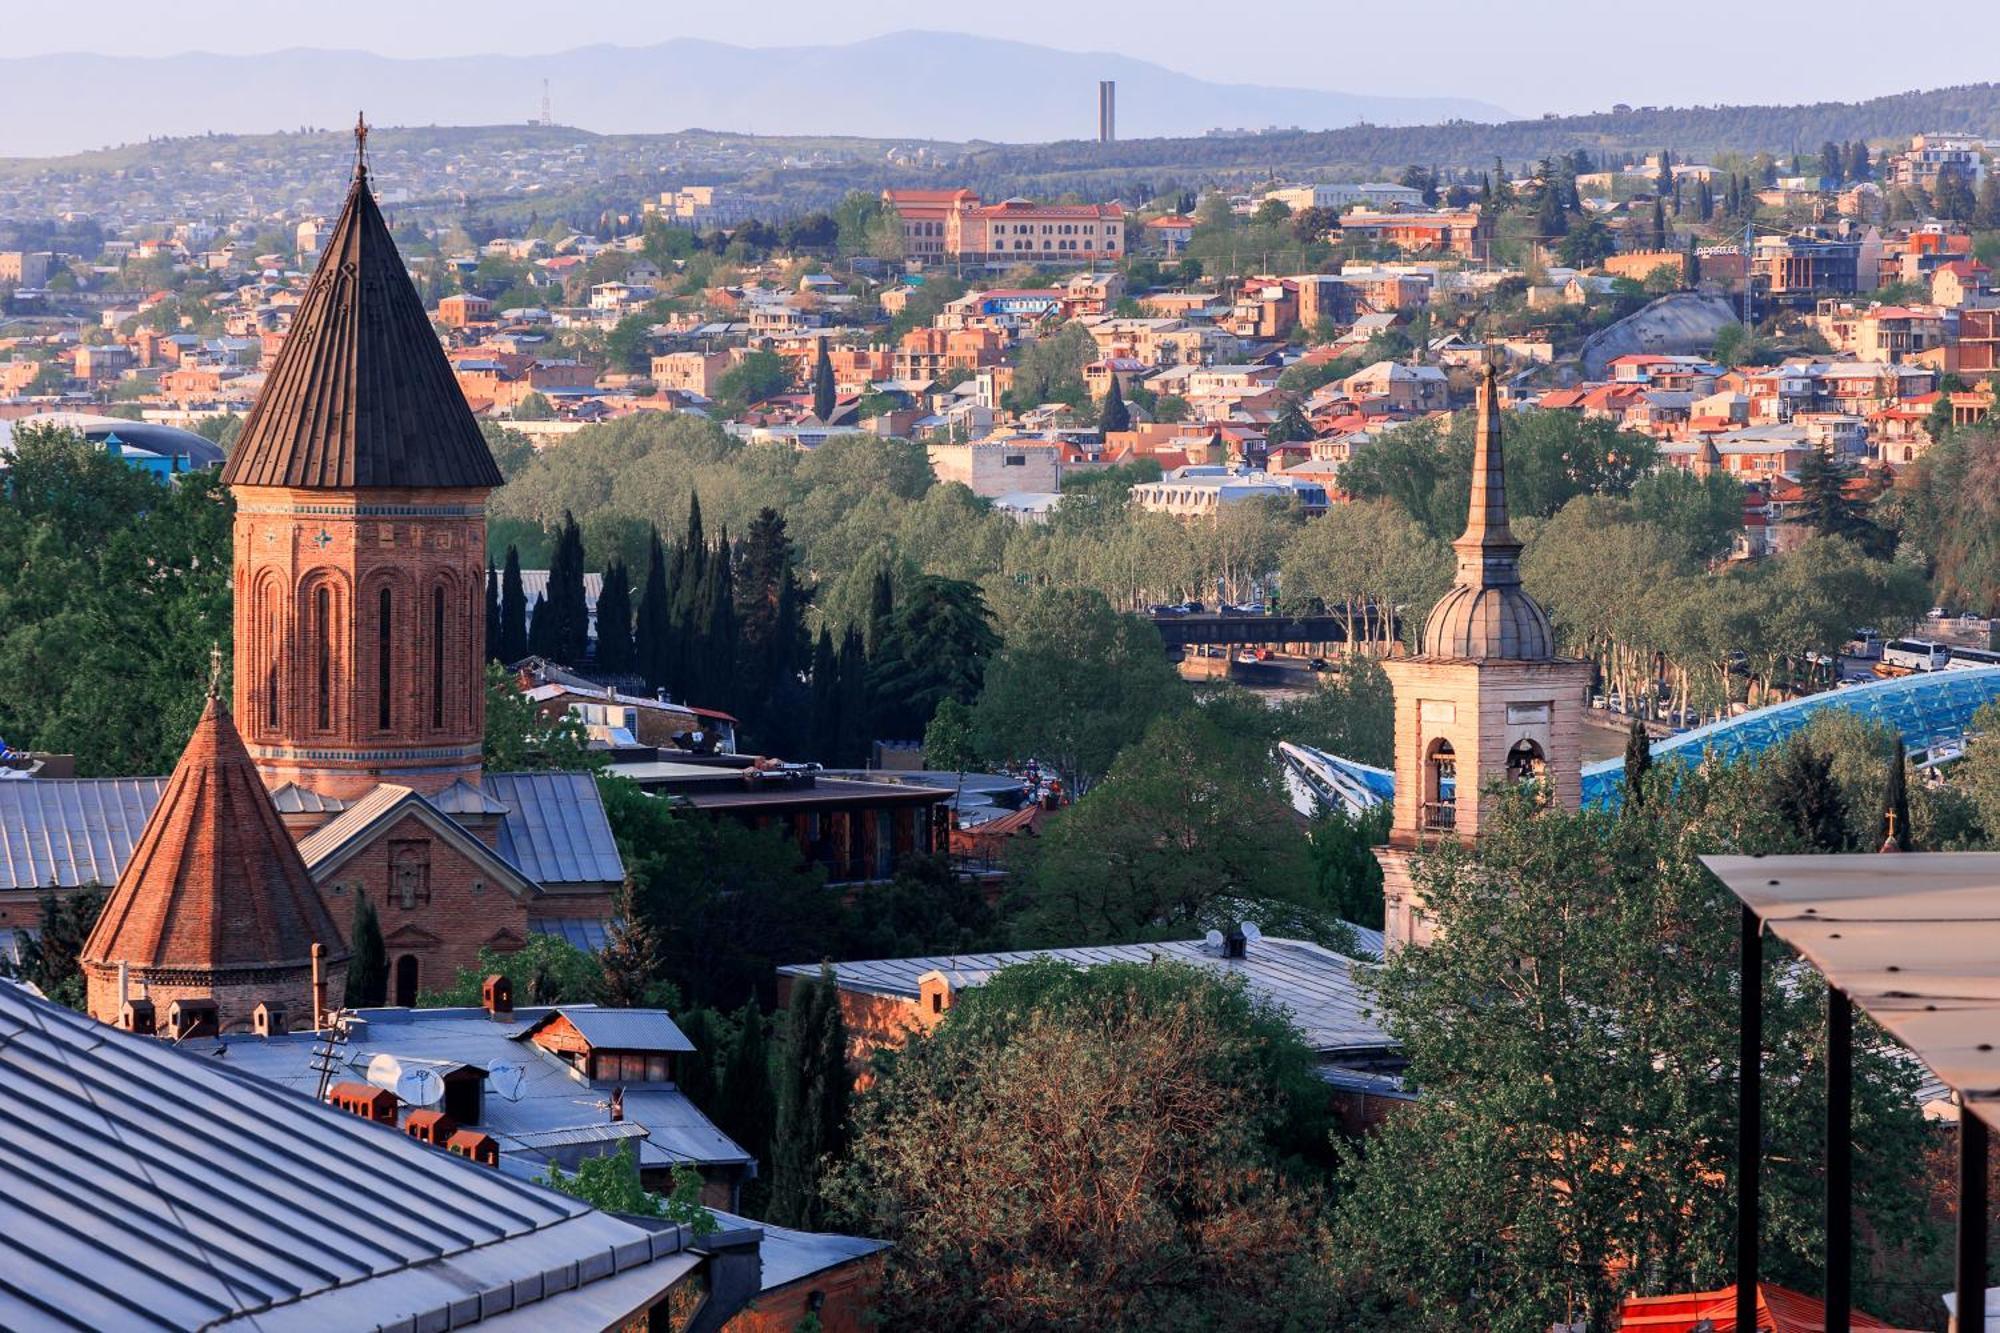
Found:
314,585 -> 332,731
265,606 -> 280,730
1422,738 -> 1457,832
1507,738 -> 1548,794
377,586 -> 394,731
431,585 -> 447,731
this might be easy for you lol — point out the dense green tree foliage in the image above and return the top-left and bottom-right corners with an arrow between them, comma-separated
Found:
767,967 -> 850,1230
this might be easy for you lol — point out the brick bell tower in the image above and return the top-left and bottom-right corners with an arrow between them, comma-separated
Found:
1375,363 -> 1593,953
223,118 -> 503,800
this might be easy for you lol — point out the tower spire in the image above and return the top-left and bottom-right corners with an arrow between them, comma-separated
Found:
1453,360 -> 1522,582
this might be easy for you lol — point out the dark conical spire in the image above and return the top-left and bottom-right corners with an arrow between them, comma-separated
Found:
222,115 -> 502,491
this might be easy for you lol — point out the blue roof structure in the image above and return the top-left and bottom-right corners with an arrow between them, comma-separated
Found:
1284,666 -> 2000,815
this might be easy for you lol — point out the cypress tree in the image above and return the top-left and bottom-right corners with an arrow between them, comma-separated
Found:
345,894 -> 388,1008
1881,736 -> 1914,851
1624,719 -> 1652,806
1649,197 -> 1667,250
636,527 -> 670,692
866,562 -> 895,656
715,1003 -> 775,1194
594,560 -> 635,674
526,592 -> 551,658
767,967 -> 850,1230
499,545 -> 528,664
809,626 -> 839,763
694,530 -> 735,711
675,1007 -> 723,1115
811,335 -> 837,423
548,512 -> 589,666
1771,738 -> 1850,852
484,563 -> 501,663
837,625 -> 869,766
1098,372 -> 1131,434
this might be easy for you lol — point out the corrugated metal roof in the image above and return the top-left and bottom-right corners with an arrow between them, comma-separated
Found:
0,981 -> 701,1331
521,1007 -> 695,1054
529,917 -> 614,952
782,936 -> 1392,1056
485,772 -> 625,886
0,778 -> 166,892
193,1005 -> 750,1174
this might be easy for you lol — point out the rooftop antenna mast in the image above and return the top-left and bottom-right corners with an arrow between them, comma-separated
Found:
540,79 -> 553,128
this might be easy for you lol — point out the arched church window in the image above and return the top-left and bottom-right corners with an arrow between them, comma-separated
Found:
314,585 -> 331,730
1507,738 -> 1548,789
431,585 -> 447,731
265,605 -> 280,730
377,586 -> 394,731
1423,738 -> 1457,831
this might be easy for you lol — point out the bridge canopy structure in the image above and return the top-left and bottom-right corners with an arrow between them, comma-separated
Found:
1283,666 -> 2000,818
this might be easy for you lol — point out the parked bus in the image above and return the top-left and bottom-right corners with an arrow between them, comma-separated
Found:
1882,638 -> 1953,673
1946,646 -> 2000,670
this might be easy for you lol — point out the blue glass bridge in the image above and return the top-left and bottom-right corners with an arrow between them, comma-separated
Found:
1283,666 -> 2000,817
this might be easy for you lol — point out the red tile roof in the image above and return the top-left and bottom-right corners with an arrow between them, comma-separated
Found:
1617,1282 -> 1918,1332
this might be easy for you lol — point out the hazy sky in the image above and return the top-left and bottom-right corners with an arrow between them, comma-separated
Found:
8,1 -> 1987,117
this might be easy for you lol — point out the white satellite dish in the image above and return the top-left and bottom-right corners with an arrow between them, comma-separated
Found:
395,1067 -> 446,1108
486,1060 -> 527,1102
1241,922 -> 1263,945
1204,929 -> 1225,953
364,1053 -> 403,1088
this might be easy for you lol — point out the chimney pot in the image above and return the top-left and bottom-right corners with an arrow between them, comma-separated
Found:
252,1002 -> 288,1037
404,1108 -> 458,1146
481,973 -> 514,1019
165,998 -> 219,1040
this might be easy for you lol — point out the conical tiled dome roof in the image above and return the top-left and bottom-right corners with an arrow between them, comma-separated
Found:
221,150 -> 502,491
81,694 -> 347,973
1420,362 -> 1556,662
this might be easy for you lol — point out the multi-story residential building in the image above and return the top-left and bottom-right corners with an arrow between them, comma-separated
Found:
73,343 -> 136,383
1265,182 -> 1424,213
0,250 -> 53,286
926,437 -> 1063,497
893,327 -> 1006,383
1342,360 -> 1450,413
1338,210 -> 1485,257
642,185 -> 754,228
883,187 -> 981,265
650,349 -> 738,398
435,292 -> 492,328
1130,465 -> 1331,518
1228,278 -> 1299,339
950,199 -> 1125,267
1143,215 -> 1196,254
1811,301 -> 1946,362
1753,231 -> 1862,305
1891,133 -> 1987,192
1954,306 -> 2000,376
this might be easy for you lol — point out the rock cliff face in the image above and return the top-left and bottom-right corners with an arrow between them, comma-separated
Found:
1578,294 -> 1740,378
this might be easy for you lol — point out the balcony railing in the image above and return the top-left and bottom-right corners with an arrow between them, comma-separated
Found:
1420,801 -> 1457,832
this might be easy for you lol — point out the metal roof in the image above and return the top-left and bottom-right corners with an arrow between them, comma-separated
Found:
0,777 -> 166,892
529,917 -> 614,952
0,981 -> 702,1331
2,774 -> 622,894
195,1005 -> 749,1174
781,936 -> 1391,1056
519,1008 -> 695,1054
485,772 -> 627,886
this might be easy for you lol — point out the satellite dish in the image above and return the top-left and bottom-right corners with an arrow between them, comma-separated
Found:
395,1067 -> 446,1108
1204,929 -> 1225,953
486,1060 -> 527,1102
1241,922 -> 1264,945
365,1053 -> 403,1088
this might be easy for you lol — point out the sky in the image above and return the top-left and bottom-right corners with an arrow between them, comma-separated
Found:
6,1 -> 1990,117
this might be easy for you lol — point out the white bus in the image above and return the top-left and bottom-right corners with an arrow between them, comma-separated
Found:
1946,646 -> 2000,670
1883,638 -> 1953,672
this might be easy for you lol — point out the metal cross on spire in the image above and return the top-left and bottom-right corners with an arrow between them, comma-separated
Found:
353,111 -> 369,180
207,642 -> 224,700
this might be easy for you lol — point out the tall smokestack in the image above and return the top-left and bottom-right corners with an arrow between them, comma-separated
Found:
1098,81 -> 1116,144
310,942 -> 326,1030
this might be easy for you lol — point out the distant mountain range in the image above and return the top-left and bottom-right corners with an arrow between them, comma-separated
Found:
0,32 -> 1511,157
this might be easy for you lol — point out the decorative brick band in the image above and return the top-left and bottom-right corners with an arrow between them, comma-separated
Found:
236,502 -> 487,518
249,743 -> 484,763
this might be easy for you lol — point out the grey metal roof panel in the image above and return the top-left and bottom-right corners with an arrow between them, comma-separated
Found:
484,772 -> 625,885
529,916 -> 613,952
0,981 -> 697,1331
521,1007 -> 696,1054
0,777 -> 166,892
781,935 -> 1392,1056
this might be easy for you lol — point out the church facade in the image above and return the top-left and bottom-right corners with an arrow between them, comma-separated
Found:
27,140 -> 626,1028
